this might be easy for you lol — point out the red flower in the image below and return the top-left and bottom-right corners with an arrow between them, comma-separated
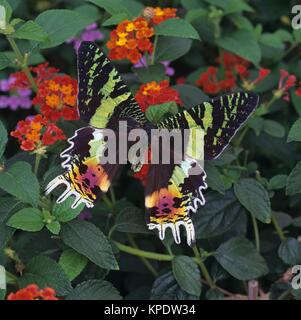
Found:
7,284 -> 58,300
10,63 -> 59,90
296,87 -> 301,96
176,76 -> 186,85
11,115 -> 66,153
274,69 -> 297,101
238,67 -> 271,90
32,75 -> 79,121
135,80 -> 183,112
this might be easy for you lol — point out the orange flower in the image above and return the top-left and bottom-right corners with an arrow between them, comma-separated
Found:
33,75 -> 79,121
107,17 -> 154,64
7,284 -> 59,300
135,80 -> 183,112
11,115 -> 66,153
151,7 -> 178,25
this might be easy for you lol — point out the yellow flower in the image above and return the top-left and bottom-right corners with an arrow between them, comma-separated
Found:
116,37 -> 127,46
126,22 -> 135,32
48,80 -> 60,91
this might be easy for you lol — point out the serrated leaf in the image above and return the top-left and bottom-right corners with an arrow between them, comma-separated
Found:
288,118 -> 301,142
60,220 -> 118,270
205,162 -> 225,194
151,271 -> 198,300
66,280 -> 121,300
155,18 -> 200,40
278,238 -> 301,266
234,178 -> 271,223
268,175 -> 288,190
35,9 -> 94,48
0,52 -> 10,71
216,30 -> 261,65
115,206 -> 150,234
173,84 -> 209,109
7,208 -> 44,232
215,237 -> 269,280
12,21 -> 48,41
154,36 -> 192,62
46,221 -> 61,235
172,256 -> 201,296
88,0 -> 143,18
53,197 -> 84,222
59,249 -> 88,281
133,64 -> 167,83
102,12 -> 128,26
286,161 -> 301,196
0,162 -> 40,207
263,119 -> 285,138
146,102 -> 178,124
19,256 -> 72,296
0,120 -> 7,160
193,190 -> 244,239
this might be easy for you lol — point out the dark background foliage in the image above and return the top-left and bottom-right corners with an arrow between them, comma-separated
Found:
0,0 -> 301,300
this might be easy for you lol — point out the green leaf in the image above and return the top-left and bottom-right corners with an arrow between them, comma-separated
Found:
278,238 -> 301,266
185,8 -> 208,23
215,237 -> 269,280
173,84 -> 209,109
263,120 -> 285,138
291,91 -> 301,117
288,118 -> 301,142
52,198 -> 84,222
172,256 -> 201,296
216,30 -> 261,65
205,0 -> 254,14
12,21 -> 48,41
7,208 -> 44,232
154,36 -> 192,62
102,13 -> 128,26
88,0 -> 143,18
59,249 -> 88,281
268,175 -> 288,190
248,116 -> 264,136
0,0 -> 12,23
193,190 -> 244,239
145,102 -> 178,124
205,162 -> 225,194
234,178 -> 271,223
46,221 -> 61,235
19,256 -> 72,296
0,120 -> 7,160
35,9 -> 94,48
259,33 -> 284,49
134,64 -> 167,83
228,13 -> 253,31
151,271 -> 198,300
0,162 -> 40,207
60,220 -> 118,270
0,52 -> 10,70
286,161 -> 301,196
155,18 -> 200,40
66,280 -> 122,300
115,206 -> 151,234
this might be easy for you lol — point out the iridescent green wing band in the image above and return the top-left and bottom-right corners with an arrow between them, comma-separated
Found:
157,92 -> 259,159
77,42 -> 146,128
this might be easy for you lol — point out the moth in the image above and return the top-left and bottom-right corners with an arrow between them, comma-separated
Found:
46,42 -> 259,246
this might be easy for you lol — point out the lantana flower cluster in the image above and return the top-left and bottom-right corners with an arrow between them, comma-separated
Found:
10,63 -> 79,153
196,51 -> 271,94
107,7 -> 177,64
134,80 -> 183,112
7,284 -> 58,300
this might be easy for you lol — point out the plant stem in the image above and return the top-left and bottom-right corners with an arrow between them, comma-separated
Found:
192,245 -> 216,289
34,153 -> 42,176
271,214 -> 286,241
235,126 -> 249,147
110,187 -> 116,205
277,288 -> 292,300
251,214 -> 260,252
127,234 -> 158,277
6,36 -> 38,92
103,194 -> 113,209
114,240 -> 175,261
6,271 -> 18,285
151,35 -> 158,65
